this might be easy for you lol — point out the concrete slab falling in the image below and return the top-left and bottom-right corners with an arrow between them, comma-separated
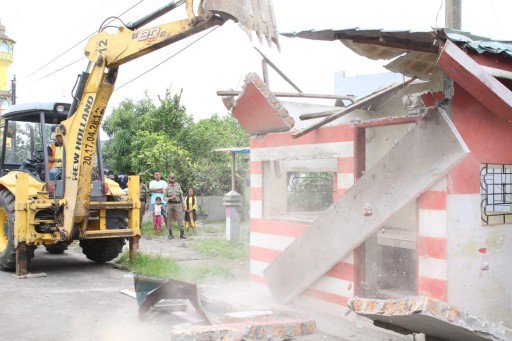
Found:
348,296 -> 512,341
263,108 -> 470,303
231,73 -> 294,135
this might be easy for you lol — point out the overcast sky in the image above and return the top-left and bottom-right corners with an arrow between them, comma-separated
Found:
1,0 -> 511,125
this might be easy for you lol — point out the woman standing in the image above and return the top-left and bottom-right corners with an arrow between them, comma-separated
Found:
184,188 -> 198,232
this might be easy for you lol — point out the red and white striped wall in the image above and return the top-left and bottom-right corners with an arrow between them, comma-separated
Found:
250,160 -> 263,219
249,124 -> 356,309
336,156 -> 355,200
417,177 -> 448,301
249,218 -> 355,310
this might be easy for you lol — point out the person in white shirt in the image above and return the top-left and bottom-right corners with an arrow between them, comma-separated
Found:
149,171 -> 167,223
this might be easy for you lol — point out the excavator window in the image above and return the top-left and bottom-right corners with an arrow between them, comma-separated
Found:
3,120 -> 40,165
0,119 -> 61,181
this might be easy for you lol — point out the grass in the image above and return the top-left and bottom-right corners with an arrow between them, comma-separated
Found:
118,251 -> 233,282
140,221 -> 165,239
140,220 -> 226,237
188,238 -> 249,259
120,219 -> 249,282
198,222 -> 225,234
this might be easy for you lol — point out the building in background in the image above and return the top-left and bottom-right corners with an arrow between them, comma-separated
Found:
0,19 -> 14,113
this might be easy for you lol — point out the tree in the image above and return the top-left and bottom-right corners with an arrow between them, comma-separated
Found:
140,90 -> 193,139
179,114 -> 248,159
178,114 -> 250,196
101,90 -> 250,197
102,96 -> 155,175
129,131 -> 194,185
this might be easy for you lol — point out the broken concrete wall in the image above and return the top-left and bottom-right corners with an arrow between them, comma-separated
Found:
236,59 -> 511,326
246,76 -> 453,315
263,108 -> 468,304
364,79 -> 442,169
249,123 -> 357,312
446,84 -> 512,325
354,79 -> 443,300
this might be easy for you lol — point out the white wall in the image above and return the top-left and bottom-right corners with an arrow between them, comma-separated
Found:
447,194 -> 512,325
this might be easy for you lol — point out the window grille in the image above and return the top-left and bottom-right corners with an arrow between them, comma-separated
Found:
480,164 -> 512,224
287,172 -> 333,212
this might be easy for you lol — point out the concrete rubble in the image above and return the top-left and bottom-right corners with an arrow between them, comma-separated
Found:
129,275 -> 318,340
169,318 -> 317,341
348,296 -> 512,341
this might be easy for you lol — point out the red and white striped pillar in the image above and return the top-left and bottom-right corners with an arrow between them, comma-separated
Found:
417,177 -> 448,301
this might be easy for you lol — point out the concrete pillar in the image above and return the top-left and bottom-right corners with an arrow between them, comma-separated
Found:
223,190 -> 242,241
445,0 -> 462,30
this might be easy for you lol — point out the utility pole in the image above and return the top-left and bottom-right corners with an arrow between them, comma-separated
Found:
445,0 -> 462,30
11,76 -> 16,104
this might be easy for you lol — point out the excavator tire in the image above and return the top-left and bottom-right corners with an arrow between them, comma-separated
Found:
80,238 -> 125,262
45,242 -> 69,254
80,209 -> 127,262
0,190 -> 34,270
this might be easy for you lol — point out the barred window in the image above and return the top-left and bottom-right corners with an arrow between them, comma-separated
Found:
287,172 -> 333,212
480,163 -> 512,225
261,159 -> 336,220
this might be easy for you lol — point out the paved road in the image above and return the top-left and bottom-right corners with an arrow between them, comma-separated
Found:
0,241 -> 401,341
0,245 -> 170,341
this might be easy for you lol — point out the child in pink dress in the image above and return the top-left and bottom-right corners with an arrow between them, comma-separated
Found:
153,197 -> 165,233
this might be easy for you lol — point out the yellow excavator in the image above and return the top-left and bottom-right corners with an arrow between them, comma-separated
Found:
0,0 -> 278,275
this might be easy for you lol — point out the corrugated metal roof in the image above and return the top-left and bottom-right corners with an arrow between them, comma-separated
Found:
442,29 -> 512,57
384,51 -> 439,80
281,28 -> 512,79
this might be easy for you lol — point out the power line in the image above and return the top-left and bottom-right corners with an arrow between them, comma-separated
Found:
25,0 -> 145,80
35,57 -> 85,82
435,0 -> 444,28
115,25 -> 220,91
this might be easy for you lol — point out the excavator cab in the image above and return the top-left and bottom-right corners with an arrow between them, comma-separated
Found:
0,102 -> 105,199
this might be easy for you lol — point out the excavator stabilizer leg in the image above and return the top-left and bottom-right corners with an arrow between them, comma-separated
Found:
202,0 -> 280,50
16,242 -> 28,276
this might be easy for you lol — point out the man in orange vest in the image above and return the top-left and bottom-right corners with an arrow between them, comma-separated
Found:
48,129 -> 64,180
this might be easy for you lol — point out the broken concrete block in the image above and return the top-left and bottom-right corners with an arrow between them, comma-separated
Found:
170,319 -> 317,341
348,296 -> 512,341
231,73 -> 294,135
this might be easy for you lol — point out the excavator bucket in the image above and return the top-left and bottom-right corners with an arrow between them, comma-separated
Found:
202,0 -> 280,50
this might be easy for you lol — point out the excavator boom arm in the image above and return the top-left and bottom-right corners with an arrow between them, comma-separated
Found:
58,0 -> 278,232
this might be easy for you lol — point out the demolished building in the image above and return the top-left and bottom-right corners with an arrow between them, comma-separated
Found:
226,28 -> 512,328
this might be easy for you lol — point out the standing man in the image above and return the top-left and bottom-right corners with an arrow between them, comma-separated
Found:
48,129 -> 64,180
149,171 -> 167,229
139,178 -> 150,227
164,173 -> 186,239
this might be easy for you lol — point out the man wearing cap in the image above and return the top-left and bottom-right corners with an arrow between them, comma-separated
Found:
164,173 -> 186,239
48,129 -> 64,180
